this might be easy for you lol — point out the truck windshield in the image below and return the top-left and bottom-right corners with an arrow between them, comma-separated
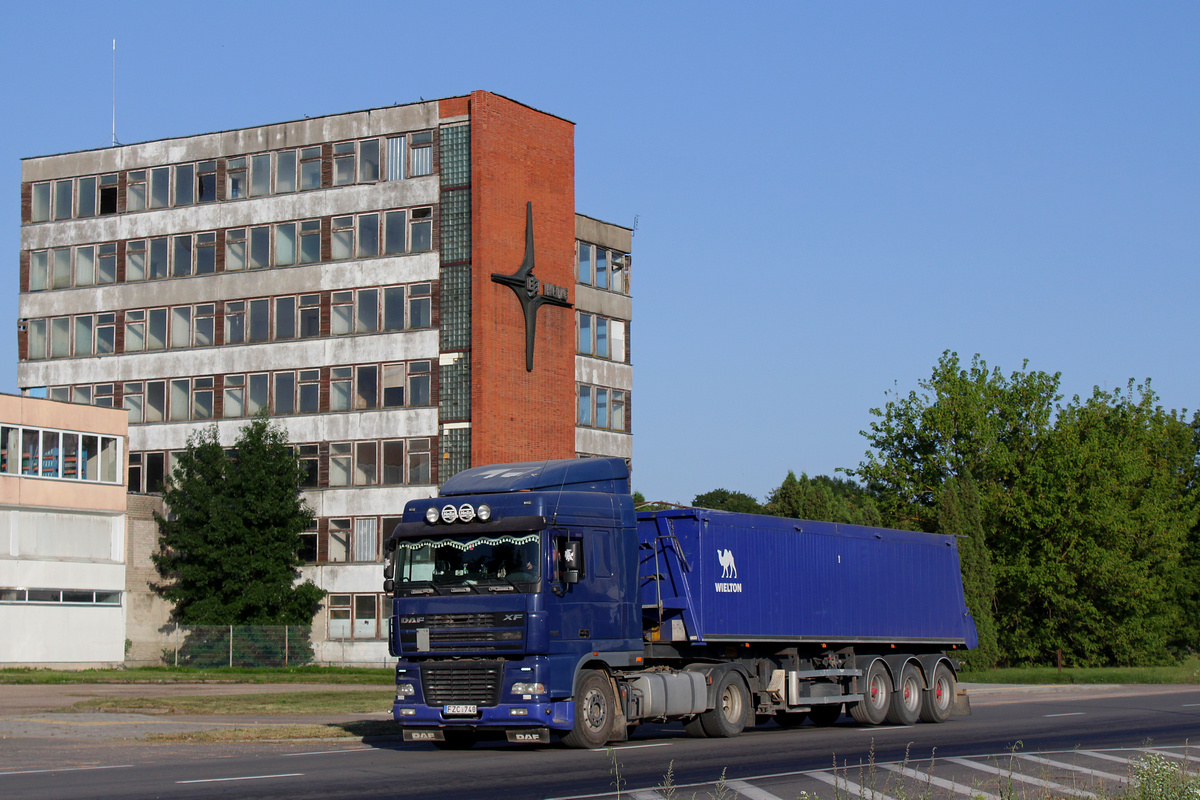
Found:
393,532 -> 540,594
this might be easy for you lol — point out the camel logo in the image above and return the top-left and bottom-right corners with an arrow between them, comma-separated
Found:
715,548 -> 742,593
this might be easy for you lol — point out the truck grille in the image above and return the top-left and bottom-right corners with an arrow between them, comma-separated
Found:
424,613 -> 497,628
421,660 -> 503,706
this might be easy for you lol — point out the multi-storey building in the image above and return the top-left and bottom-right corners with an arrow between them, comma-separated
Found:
0,395 -> 127,666
17,91 -> 633,663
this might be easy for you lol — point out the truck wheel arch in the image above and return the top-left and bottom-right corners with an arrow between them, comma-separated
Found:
882,654 -> 925,692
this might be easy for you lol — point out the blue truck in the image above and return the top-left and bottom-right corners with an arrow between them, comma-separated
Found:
383,457 -> 977,748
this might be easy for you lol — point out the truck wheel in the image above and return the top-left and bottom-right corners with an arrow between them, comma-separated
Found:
699,671 -> 750,738
808,703 -> 842,726
886,663 -> 922,725
920,662 -> 955,723
562,670 -> 616,749
776,710 -> 808,727
433,729 -> 477,749
849,660 -> 890,725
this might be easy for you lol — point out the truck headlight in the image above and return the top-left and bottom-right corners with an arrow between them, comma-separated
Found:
425,507 -> 440,524
511,682 -> 545,695
477,504 -> 492,522
396,683 -> 416,696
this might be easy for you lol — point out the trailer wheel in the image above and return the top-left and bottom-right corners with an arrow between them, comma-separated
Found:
700,671 -> 750,738
432,729 -> 477,749
849,660 -> 890,725
808,703 -> 843,726
920,662 -> 955,723
563,670 -> 617,749
776,710 -> 808,728
886,663 -> 922,725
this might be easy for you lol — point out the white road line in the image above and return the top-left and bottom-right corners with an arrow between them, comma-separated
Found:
629,791 -> 666,800
594,742 -> 673,751
1142,748 -> 1200,764
282,747 -> 373,757
809,770 -> 898,800
1016,754 -> 1128,783
727,778 -> 787,800
1044,712 -> 1086,718
880,763 -> 1000,800
176,772 -> 304,784
1079,751 -> 1137,765
0,764 -> 134,776
1181,703 -> 1200,707
946,758 -> 1097,799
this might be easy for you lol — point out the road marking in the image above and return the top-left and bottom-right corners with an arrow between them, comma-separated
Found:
596,742 -> 673,751
1044,712 -> 1086,718
1181,703 -> 1200,707
0,764 -> 133,776
947,758 -> 1097,798
880,764 -> 1000,800
282,747 -> 373,757
176,773 -> 304,784
1016,754 -> 1128,783
809,770 -> 897,800
1079,751 -> 1136,765
629,791 -> 665,800
727,779 -> 787,799
1142,748 -> 1200,764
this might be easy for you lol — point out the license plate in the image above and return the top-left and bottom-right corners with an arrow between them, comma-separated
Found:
444,704 -> 477,715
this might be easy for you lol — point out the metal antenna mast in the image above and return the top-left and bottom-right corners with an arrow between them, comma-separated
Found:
111,39 -> 118,147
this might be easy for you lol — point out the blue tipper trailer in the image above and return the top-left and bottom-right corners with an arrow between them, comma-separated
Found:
383,457 -> 978,750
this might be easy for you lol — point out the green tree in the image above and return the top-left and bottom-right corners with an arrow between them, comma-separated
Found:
153,415 -> 324,626
762,471 -> 882,526
999,382 -> 1197,666
938,472 -> 999,669
849,351 -> 1060,532
691,488 -> 763,514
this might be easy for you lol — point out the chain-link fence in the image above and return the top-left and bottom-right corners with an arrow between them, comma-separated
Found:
162,625 -> 315,668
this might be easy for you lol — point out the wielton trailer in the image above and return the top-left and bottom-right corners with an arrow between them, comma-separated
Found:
383,458 -> 977,748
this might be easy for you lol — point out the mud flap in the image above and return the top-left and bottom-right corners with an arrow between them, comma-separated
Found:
952,689 -> 972,716
507,728 -> 550,744
403,729 -> 444,742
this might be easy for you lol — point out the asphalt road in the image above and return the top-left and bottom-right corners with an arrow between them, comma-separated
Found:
2,684 -> 1198,800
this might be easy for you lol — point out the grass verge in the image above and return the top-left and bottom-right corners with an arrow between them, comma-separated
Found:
959,657 -> 1200,685
0,665 -> 393,685
66,689 -> 395,716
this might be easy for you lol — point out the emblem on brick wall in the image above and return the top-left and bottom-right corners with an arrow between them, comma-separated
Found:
491,201 -> 572,371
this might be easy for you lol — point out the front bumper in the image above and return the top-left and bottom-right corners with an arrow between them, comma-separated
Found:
393,700 -> 575,731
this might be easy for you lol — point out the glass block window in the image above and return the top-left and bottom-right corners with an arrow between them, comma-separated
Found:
440,188 -> 471,263
439,355 -> 471,422
439,264 -> 471,350
439,125 -> 470,189
439,427 -> 470,485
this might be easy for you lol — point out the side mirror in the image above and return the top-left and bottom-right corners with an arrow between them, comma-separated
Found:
560,540 -> 584,584
383,563 -> 395,580
383,578 -> 395,593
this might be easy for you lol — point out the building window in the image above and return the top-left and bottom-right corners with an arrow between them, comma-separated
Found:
276,297 -> 296,340
578,385 -> 592,427
170,379 -> 190,421
330,367 -> 352,411
197,161 -> 217,204
196,233 -> 216,274
150,167 -> 170,208
174,163 -> 194,206
382,440 -> 404,485
126,240 -> 146,281
299,146 -> 322,191
54,179 -> 73,220
225,301 -> 245,344
99,174 -> 118,215
227,157 -> 247,199
383,286 -> 404,330
333,142 -> 355,186
170,307 -> 192,349
299,220 -> 321,263
329,445 -> 352,487
411,208 -> 432,251
274,371 -> 295,415
276,222 -> 296,267
331,216 -> 353,260
409,438 -> 431,484
356,365 -> 377,409
386,135 -> 405,181
223,375 -> 245,418
250,153 -> 271,196
384,210 -> 405,255
331,292 -> 354,335
149,237 -> 169,280
409,131 -> 433,176
355,443 -> 377,486
409,284 -> 432,328
250,226 -> 271,268
298,446 -> 319,489
193,378 -> 214,420
276,150 -> 297,193
127,171 -> 147,212
195,304 -> 215,347
146,381 -> 166,423
0,424 -> 121,483
299,294 -> 320,338
358,213 -> 379,257
299,520 -> 318,561
328,594 -> 351,636
125,310 -> 146,352
249,298 -> 270,343
226,228 -> 246,271
298,370 -> 320,414
360,139 -> 380,182
31,182 -> 51,222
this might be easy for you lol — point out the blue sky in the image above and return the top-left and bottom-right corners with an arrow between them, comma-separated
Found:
3,2 -> 1197,504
